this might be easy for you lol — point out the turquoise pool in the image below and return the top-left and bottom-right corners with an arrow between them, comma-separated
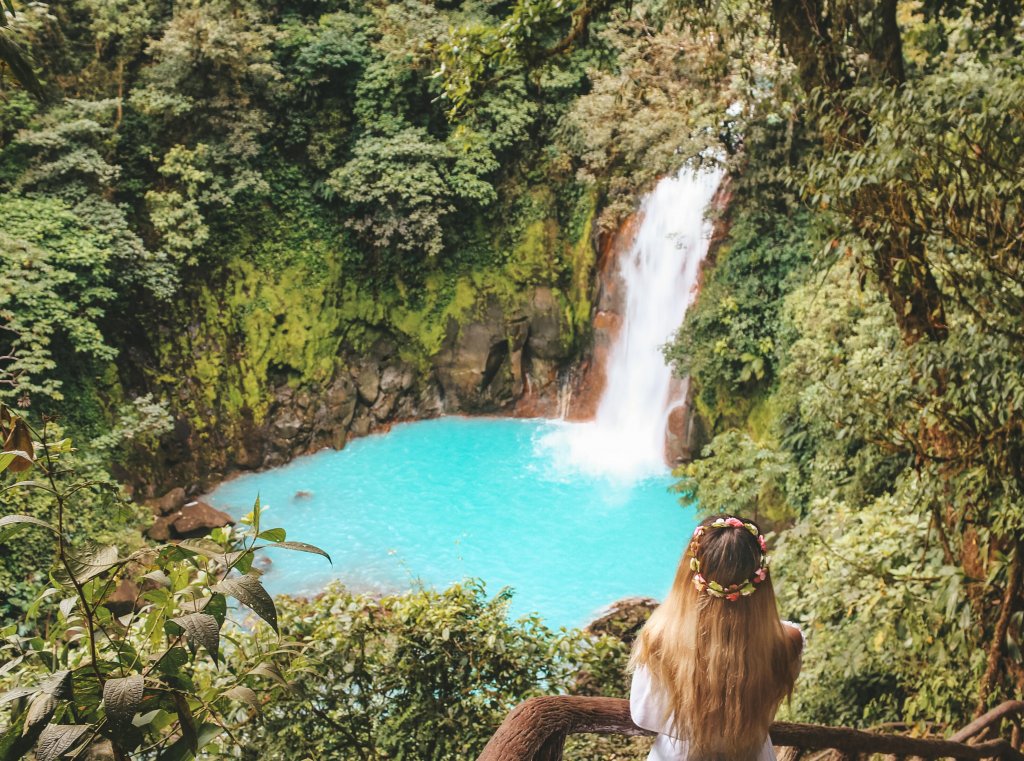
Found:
205,417 -> 695,629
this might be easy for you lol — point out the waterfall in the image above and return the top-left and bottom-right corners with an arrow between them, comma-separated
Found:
541,167 -> 722,481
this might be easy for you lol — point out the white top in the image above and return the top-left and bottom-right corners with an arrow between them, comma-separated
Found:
629,622 -> 804,761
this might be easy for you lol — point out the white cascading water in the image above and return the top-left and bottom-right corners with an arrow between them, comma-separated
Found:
541,167 -> 722,481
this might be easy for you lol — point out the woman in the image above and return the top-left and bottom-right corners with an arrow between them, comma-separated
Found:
630,515 -> 804,761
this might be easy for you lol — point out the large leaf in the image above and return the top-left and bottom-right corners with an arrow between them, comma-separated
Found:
266,541 -> 332,564
54,543 -> 118,585
178,593 -> 227,625
213,575 -> 277,631
0,514 -> 57,544
40,671 -> 72,700
35,724 -> 91,761
102,675 -> 143,731
0,687 -> 33,705
177,538 -> 228,562
169,613 -> 220,663
248,661 -> 289,689
23,693 -> 56,735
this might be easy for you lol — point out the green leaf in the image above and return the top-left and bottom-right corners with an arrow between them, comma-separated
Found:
256,527 -> 285,542
213,574 -> 278,632
102,675 -> 144,731
169,613 -> 220,663
266,541 -> 332,564
35,724 -> 91,761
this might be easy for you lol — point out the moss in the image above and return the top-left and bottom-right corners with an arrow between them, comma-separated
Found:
746,389 -> 783,446
566,187 -> 598,335
504,217 -> 562,284
156,256 -> 345,435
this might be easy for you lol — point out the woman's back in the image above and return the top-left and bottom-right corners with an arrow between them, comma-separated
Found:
628,516 -> 803,761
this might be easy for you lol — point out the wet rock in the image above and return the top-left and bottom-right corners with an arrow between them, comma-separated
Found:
586,596 -> 659,645
145,486 -> 187,516
665,384 -> 710,465
171,501 -> 234,539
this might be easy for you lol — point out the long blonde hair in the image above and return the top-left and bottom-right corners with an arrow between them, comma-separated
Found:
630,515 -> 800,761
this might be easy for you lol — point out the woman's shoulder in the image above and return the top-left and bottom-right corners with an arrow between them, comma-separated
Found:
781,619 -> 806,651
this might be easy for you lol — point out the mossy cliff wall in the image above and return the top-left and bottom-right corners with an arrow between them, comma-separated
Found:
130,189 -> 599,495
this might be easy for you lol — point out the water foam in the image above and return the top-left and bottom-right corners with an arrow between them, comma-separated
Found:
540,167 -> 722,482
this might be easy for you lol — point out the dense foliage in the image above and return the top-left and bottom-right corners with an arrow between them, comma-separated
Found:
237,581 -> 634,760
0,407 -> 331,759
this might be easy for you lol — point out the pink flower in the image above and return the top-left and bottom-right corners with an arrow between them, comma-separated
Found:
758,536 -> 768,552
754,568 -> 767,583
726,592 -> 740,601
725,517 -> 744,528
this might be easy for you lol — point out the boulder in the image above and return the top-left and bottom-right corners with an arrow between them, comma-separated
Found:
326,375 -> 358,427
103,579 -> 141,617
146,515 -> 176,542
144,487 -> 187,516
271,408 -> 305,439
349,412 -> 372,438
355,364 -> 381,405
380,365 -> 414,394
371,390 -> 399,421
585,596 -> 659,645
170,501 -> 234,538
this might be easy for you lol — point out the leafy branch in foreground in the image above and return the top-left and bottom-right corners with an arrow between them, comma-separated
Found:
0,404 -> 330,760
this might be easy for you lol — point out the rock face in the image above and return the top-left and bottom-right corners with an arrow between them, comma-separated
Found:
585,596 -> 660,645
137,284 -> 582,496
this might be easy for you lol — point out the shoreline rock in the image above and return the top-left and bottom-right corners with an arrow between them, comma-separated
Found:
585,596 -> 659,645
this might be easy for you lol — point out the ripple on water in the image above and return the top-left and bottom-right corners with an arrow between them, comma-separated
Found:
205,416 -> 696,629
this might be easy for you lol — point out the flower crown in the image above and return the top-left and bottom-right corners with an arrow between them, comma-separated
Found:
688,517 -> 769,601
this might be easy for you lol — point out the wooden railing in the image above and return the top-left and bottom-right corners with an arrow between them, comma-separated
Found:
477,696 -> 1024,761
